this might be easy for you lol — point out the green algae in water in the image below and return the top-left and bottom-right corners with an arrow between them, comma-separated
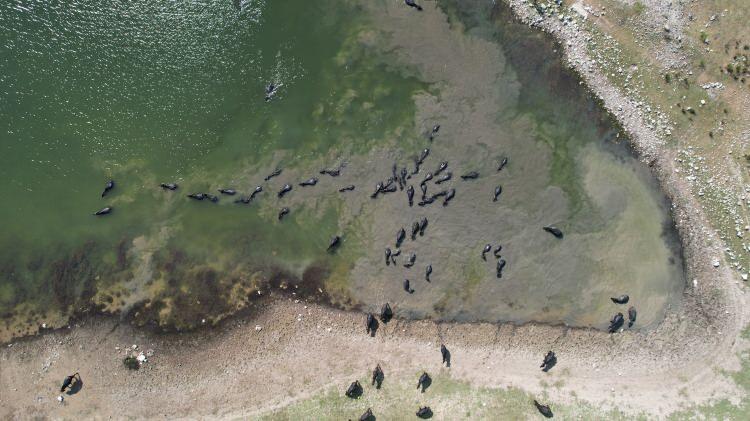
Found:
0,0 -> 684,338
0,0 -> 425,335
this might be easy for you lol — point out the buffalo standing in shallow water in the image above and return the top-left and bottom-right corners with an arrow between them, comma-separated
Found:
611,295 -> 629,304
628,306 -> 637,327
264,168 -> 282,181
327,235 -> 341,252
278,184 -> 292,198
543,226 -> 563,238
396,228 -> 406,248
403,279 -> 414,294
160,183 -> 178,191
278,207 -> 290,220
442,188 -> 455,206
481,244 -> 492,261
461,171 -> 479,180
496,259 -> 507,278
609,312 -> 624,333
101,180 -> 114,197
94,207 -> 112,216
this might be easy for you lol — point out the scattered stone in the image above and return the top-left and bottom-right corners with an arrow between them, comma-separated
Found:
713,260 -> 720,268
255,325 -> 263,331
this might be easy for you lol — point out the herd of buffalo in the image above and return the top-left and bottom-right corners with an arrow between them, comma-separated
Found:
86,7 -> 642,413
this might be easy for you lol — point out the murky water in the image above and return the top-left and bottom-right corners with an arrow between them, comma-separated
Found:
0,0 -> 683,339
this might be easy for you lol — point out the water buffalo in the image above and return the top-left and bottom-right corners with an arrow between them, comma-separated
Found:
278,184 -> 292,198
101,180 -> 114,197
611,295 -> 629,304
264,168 -> 282,181
482,244 -> 492,261
372,364 -> 384,389
407,185 -> 415,206
327,235 -> 341,252
493,186 -> 503,202
540,351 -> 557,372
345,380 -> 363,398
94,207 -> 112,216
417,372 -> 431,392
60,373 -> 81,393
385,248 -> 392,266
339,185 -> 355,192
497,156 -> 508,171
411,221 -> 420,240
299,177 -> 318,186
496,259 -> 507,278
404,253 -> 416,268
250,186 -> 263,198
218,188 -> 236,195
160,183 -> 178,190
533,400 -> 553,418
434,161 -> 448,175
419,217 -> 428,236
380,303 -> 393,323
405,0 -> 423,12
440,344 -> 451,367
425,265 -> 432,282
608,312 -> 624,333
460,171 -> 479,180
428,124 -> 440,141
366,313 -> 378,336
278,207 -> 290,220
188,193 -> 206,201
435,172 -> 452,184
359,407 -> 374,421
404,279 -> 415,294
396,228 -> 406,248
628,306 -> 637,327
442,188 -> 455,206
493,244 -> 503,258
416,406 -> 433,419
543,226 -> 563,238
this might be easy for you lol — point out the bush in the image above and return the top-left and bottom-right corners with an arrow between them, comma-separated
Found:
123,356 -> 140,370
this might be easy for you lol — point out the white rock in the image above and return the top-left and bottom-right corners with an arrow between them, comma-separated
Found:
742,273 -> 748,281
57,395 -> 64,403
713,260 -> 720,268
255,325 -> 262,331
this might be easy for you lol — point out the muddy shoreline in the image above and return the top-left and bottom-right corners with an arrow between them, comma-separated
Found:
1,1 -> 746,418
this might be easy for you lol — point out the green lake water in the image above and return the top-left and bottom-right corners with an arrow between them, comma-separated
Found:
0,0 -> 684,339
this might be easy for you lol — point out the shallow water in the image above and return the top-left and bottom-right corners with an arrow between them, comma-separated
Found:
0,0 -> 683,338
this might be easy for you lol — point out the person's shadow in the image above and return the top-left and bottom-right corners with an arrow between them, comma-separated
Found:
66,375 -> 83,395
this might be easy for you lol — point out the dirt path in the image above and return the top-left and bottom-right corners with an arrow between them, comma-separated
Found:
0,281 -> 745,420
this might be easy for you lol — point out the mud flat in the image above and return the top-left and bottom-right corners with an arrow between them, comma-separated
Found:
0,1 -> 747,419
